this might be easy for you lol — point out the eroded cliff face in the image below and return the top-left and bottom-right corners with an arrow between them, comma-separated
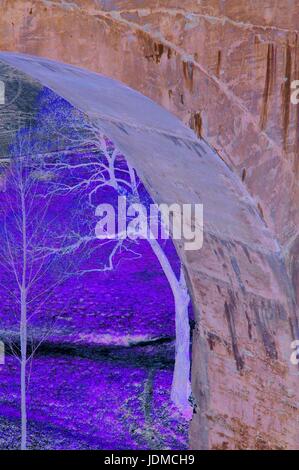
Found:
1,1 -> 299,246
0,1 -> 298,450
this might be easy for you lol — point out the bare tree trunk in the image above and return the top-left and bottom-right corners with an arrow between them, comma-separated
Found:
20,189 -> 27,450
171,270 -> 192,418
147,236 -> 192,417
126,164 -> 192,416
20,290 -> 27,451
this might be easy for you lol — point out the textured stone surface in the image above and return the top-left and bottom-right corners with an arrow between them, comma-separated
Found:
0,0 -> 299,245
0,1 -> 298,450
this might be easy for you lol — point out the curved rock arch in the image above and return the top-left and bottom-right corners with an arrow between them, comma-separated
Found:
1,0 -> 299,243
2,0 -> 299,328
0,52 -> 297,449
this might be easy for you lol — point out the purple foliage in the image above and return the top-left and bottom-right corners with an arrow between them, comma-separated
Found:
0,88 -> 191,449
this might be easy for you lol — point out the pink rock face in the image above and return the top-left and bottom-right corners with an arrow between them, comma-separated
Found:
1,0 -> 298,244
0,0 -> 298,450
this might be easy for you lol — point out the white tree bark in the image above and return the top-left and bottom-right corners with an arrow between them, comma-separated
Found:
126,162 -> 192,416
20,189 -> 28,451
20,290 -> 27,451
147,235 -> 192,417
48,132 -> 193,418
171,267 -> 192,418
0,137 -> 79,450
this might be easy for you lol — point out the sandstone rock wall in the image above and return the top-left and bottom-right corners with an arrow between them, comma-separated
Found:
1,1 -> 299,243
0,1 -> 298,450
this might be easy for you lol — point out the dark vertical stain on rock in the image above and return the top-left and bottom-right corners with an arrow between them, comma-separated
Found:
245,311 -> 253,340
207,332 -> 216,351
155,43 -> 164,63
139,30 -> 165,64
183,61 -> 194,92
189,111 -> 202,138
216,50 -> 222,78
242,245 -> 252,264
252,300 -> 278,360
289,316 -> 299,344
257,203 -> 264,220
230,256 -> 245,293
282,43 -> 292,150
260,43 -> 275,130
224,291 -> 245,371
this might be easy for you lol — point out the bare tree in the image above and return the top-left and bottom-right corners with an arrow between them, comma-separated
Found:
0,128 -> 82,450
17,93 -> 192,417
45,125 -> 192,418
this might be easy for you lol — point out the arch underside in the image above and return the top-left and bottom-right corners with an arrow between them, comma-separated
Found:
0,53 -> 298,449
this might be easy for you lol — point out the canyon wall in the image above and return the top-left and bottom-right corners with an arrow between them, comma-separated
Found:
0,1 -> 298,449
